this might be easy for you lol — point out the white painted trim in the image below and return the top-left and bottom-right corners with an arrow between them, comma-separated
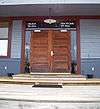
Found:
0,0 -> 100,5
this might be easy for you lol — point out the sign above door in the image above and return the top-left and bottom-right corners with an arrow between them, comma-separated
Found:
26,21 -> 76,30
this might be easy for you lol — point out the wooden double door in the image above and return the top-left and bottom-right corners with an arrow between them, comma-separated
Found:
30,30 -> 71,73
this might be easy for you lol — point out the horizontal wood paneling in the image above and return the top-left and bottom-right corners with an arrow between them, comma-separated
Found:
30,30 -> 71,73
0,59 -> 20,76
52,31 -> 71,72
0,28 -> 8,38
71,31 -> 76,61
80,19 -> 100,58
11,20 -> 22,58
30,31 -> 49,72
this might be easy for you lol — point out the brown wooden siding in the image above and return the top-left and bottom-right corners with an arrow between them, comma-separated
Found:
30,31 -> 49,72
30,30 -> 71,73
52,31 -> 71,72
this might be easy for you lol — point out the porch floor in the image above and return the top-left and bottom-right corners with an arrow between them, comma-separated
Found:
0,84 -> 100,102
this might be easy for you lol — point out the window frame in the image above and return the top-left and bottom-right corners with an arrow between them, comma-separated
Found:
0,21 -> 12,58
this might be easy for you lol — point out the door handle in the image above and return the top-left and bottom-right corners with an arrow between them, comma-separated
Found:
51,50 -> 54,56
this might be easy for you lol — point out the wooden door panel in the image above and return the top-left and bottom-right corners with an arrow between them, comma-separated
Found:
30,31 -> 49,72
53,55 -> 68,61
53,63 -> 68,68
30,30 -> 71,73
53,40 -> 70,45
52,31 -> 71,72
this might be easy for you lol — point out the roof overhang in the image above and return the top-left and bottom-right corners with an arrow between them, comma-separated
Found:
1,4 -> 100,16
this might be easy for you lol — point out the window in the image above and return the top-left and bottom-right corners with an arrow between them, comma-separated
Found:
0,22 -> 9,56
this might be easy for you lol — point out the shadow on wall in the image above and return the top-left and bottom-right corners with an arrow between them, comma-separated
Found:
71,60 -> 77,74
24,62 -> 30,73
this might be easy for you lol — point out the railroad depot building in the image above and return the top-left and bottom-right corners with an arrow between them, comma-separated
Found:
0,1 -> 100,77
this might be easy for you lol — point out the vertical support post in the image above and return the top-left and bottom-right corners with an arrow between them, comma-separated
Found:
20,20 -> 25,73
76,18 -> 81,74
8,21 -> 12,58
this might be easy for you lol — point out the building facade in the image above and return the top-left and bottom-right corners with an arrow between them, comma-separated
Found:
0,1 -> 100,77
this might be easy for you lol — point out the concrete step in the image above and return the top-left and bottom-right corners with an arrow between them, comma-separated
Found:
1,77 -> 100,85
13,74 -> 86,81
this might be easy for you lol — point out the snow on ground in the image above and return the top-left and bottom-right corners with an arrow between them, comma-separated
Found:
0,84 -> 100,109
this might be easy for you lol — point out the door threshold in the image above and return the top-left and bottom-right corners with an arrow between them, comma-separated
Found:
30,72 -> 71,75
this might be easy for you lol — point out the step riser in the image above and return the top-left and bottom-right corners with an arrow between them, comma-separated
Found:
30,73 -> 71,75
13,75 -> 86,78
13,73 -> 86,83
13,77 -> 86,81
